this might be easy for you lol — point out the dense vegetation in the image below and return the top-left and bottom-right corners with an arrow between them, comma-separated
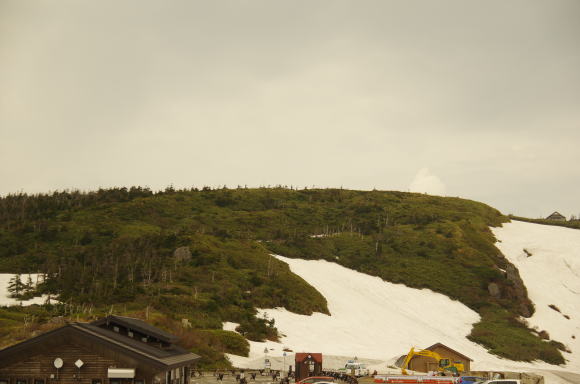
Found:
0,187 -> 566,366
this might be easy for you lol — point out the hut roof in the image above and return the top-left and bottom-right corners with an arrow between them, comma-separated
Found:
426,343 -> 473,361
546,211 -> 566,220
295,352 -> 323,364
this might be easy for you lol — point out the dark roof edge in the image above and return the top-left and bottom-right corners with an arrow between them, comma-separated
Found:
92,315 -> 178,343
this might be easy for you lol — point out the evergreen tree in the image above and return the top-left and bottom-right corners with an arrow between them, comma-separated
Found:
25,274 -> 34,292
7,275 -> 25,298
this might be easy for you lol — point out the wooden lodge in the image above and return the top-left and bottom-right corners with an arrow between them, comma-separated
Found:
398,343 -> 472,373
0,315 -> 199,384
294,353 -> 323,382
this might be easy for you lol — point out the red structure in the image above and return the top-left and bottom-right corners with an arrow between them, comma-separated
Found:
294,353 -> 323,382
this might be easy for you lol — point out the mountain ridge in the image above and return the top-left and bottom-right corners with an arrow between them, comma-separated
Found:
0,187 -> 565,366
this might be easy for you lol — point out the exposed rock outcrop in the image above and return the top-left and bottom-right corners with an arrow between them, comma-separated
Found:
538,330 -> 550,340
488,282 -> 501,298
504,263 -> 534,317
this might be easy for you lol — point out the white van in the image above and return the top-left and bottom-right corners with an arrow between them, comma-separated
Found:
340,360 -> 369,377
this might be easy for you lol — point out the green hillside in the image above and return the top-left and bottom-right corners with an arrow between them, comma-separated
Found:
0,187 -> 565,366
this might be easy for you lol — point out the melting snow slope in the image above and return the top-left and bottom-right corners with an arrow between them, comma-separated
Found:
258,256 -> 480,359
492,221 -> 580,371
226,254 -> 577,380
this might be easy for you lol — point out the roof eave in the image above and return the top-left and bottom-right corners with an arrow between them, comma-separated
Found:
426,343 -> 473,361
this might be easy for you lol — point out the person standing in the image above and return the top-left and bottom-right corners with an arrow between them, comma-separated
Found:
240,370 -> 246,384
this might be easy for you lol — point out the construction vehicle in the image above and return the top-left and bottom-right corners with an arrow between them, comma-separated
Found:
400,347 -> 465,375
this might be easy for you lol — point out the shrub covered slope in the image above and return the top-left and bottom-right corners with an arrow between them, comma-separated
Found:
0,187 -> 565,365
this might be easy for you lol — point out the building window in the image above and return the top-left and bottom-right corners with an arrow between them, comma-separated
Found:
16,380 -> 27,384
135,380 -> 144,384
92,379 -> 102,384
128,330 -> 134,338
34,380 -> 44,384
0,379 -> 9,384
113,326 -> 120,332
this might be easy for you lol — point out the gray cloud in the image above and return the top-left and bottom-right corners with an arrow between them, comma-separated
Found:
1,0 -> 579,218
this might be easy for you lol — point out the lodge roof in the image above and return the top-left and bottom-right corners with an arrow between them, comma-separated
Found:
74,323 -> 190,360
92,315 -> 178,343
546,211 -> 566,219
0,320 -> 199,370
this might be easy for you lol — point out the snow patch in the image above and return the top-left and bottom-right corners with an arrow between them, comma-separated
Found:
0,274 -> 50,307
223,322 -> 241,333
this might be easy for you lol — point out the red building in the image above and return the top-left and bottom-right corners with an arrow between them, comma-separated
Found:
294,353 -> 323,382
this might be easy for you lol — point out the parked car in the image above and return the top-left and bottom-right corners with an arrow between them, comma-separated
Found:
458,377 -> 485,384
297,377 -> 335,384
479,380 -> 521,384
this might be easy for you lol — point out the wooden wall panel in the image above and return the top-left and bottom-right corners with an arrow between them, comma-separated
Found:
0,341 -> 150,383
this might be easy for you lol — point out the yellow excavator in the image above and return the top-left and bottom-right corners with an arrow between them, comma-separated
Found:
400,347 -> 464,375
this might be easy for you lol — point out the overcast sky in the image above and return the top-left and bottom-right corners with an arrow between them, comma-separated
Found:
1,0 -> 579,218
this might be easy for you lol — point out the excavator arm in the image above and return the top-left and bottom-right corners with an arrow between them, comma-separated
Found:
400,347 -> 416,375
400,348 -> 463,375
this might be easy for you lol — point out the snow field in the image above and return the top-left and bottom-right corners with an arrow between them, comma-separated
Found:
492,221 -> 580,371
257,256 -> 481,360
224,244 -> 580,383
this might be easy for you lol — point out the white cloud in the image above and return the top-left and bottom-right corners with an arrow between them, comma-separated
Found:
409,168 -> 446,196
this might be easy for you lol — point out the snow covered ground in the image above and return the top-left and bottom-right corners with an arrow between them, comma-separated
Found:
224,222 -> 580,384
0,274 -> 50,306
492,221 -> 580,372
251,256 -> 481,362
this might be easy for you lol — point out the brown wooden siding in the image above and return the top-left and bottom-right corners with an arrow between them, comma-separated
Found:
0,341 -> 152,384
